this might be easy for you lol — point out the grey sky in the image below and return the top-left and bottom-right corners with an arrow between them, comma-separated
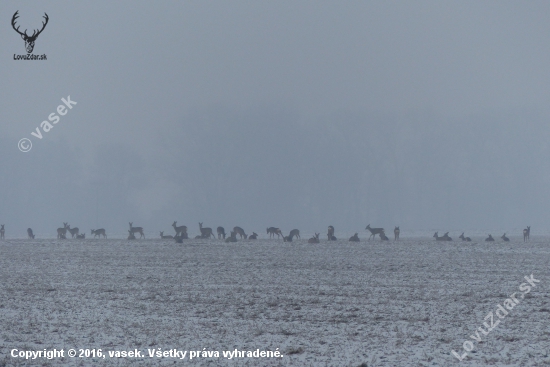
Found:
2,1 -> 550,237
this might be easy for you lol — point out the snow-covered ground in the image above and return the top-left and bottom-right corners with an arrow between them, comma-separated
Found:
0,236 -> 549,366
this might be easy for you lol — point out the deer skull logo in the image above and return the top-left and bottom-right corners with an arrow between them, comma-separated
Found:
12,11 -> 49,54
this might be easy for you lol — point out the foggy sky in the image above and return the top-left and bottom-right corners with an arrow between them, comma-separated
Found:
2,1 -> 550,237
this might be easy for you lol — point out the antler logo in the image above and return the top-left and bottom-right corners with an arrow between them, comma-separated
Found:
11,11 -> 49,54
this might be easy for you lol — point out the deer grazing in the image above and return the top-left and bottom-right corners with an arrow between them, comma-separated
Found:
172,221 -> 187,237
57,222 -> 69,239
233,226 -> 247,239
91,229 -> 107,239
199,222 -> 215,239
523,226 -> 530,242
394,226 -> 399,241
308,233 -> 320,243
501,233 -> 510,242
76,233 -> 85,239
349,233 -> 360,242
127,230 -> 136,240
0,225 -> 4,240
27,228 -> 35,239
459,232 -> 471,241
67,225 -> 79,238
11,11 -> 49,54
129,222 -> 145,239
217,226 -> 226,239
267,227 -> 282,238
225,231 -> 238,243
485,234 -> 494,242
365,224 -> 384,240
327,226 -> 337,241
433,232 -> 452,241
160,231 -> 173,239
249,232 -> 258,239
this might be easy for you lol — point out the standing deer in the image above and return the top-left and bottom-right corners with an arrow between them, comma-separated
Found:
394,226 -> 400,241
308,233 -> 320,243
225,231 -> 238,243
459,232 -> 471,241
501,233 -> 510,242
217,226 -> 226,239
267,227 -> 282,238
129,222 -> 145,238
365,224 -> 384,240
249,232 -> 258,239
327,226 -> 336,241
0,225 -> 4,240
57,222 -> 69,239
349,233 -> 360,242
160,231 -> 173,239
91,229 -> 107,239
11,11 -> 49,54
172,221 -> 187,237
27,228 -> 35,239
485,234 -> 494,242
289,229 -> 300,239
67,225 -> 79,238
199,222 -> 215,239
523,226 -> 530,242
233,226 -> 247,239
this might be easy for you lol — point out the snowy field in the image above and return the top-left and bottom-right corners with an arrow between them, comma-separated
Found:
0,236 -> 549,366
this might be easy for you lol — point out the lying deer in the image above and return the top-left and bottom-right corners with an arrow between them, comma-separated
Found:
174,232 -> 188,243
91,229 -> 107,239
379,231 -> 389,241
27,228 -> 35,239
199,222 -> 215,239
160,231 -> 173,239
76,233 -> 85,239
127,230 -> 136,240
442,232 -> 452,241
485,234 -> 494,242
129,222 -> 145,238
394,226 -> 400,241
433,232 -> 452,241
249,232 -> 258,239
308,233 -> 320,243
501,233 -> 510,242
267,227 -> 282,238
349,233 -> 360,242
234,226 -> 247,239
217,226 -> 226,239
459,232 -> 471,241
225,231 -> 237,243
366,224 -> 384,240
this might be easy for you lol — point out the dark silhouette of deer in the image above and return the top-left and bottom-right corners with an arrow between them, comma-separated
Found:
67,225 -> 79,238
11,11 -> 49,54
129,222 -> 145,238
394,226 -> 399,241
0,225 -> 4,240
349,233 -> 360,242
27,228 -> 35,239
289,229 -> 300,239
217,226 -> 226,239
76,233 -> 85,239
379,231 -> 389,241
233,226 -> 247,239
327,226 -> 337,240
433,232 -> 452,241
127,230 -> 136,240
249,232 -> 258,239
57,222 -> 69,239
501,233 -> 509,242
308,233 -> 320,243
485,234 -> 494,242
365,224 -> 384,240
160,231 -> 173,239
199,222 -> 215,239
442,232 -> 452,241
225,231 -> 238,243
91,229 -> 107,239
174,231 -> 188,243
459,232 -> 471,241
523,226 -> 530,242
267,227 -> 282,238
172,221 -> 187,237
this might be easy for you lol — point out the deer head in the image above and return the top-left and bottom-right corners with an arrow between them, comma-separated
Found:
12,11 -> 49,54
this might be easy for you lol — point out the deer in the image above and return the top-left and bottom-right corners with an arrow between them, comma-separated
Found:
283,233 -> 294,242
267,227 -> 282,238
66,225 -> 79,238
501,233 -> 510,242
523,226 -> 530,242
129,222 -> 145,239
433,232 -> 451,241
57,222 -> 69,239
249,232 -> 258,239
225,231 -> 238,243
349,233 -> 360,242
365,224 -> 384,240
11,11 -> 49,54
327,226 -> 337,241
160,231 -> 173,239
233,226 -> 247,239
27,228 -> 35,239
217,226 -> 226,239
459,232 -> 471,241
76,233 -> 85,239
91,229 -> 107,239
379,231 -> 389,241
172,221 -> 187,237
289,229 -> 300,239
394,226 -> 399,241
0,225 -> 4,240
199,222 -> 215,239
127,230 -> 136,240
485,234 -> 494,242
308,233 -> 320,243
174,231 -> 188,243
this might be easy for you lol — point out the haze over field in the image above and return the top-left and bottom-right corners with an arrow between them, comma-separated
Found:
2,1 -> 550,236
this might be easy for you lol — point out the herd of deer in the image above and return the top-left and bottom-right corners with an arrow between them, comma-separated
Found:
4,223 -> 532,243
